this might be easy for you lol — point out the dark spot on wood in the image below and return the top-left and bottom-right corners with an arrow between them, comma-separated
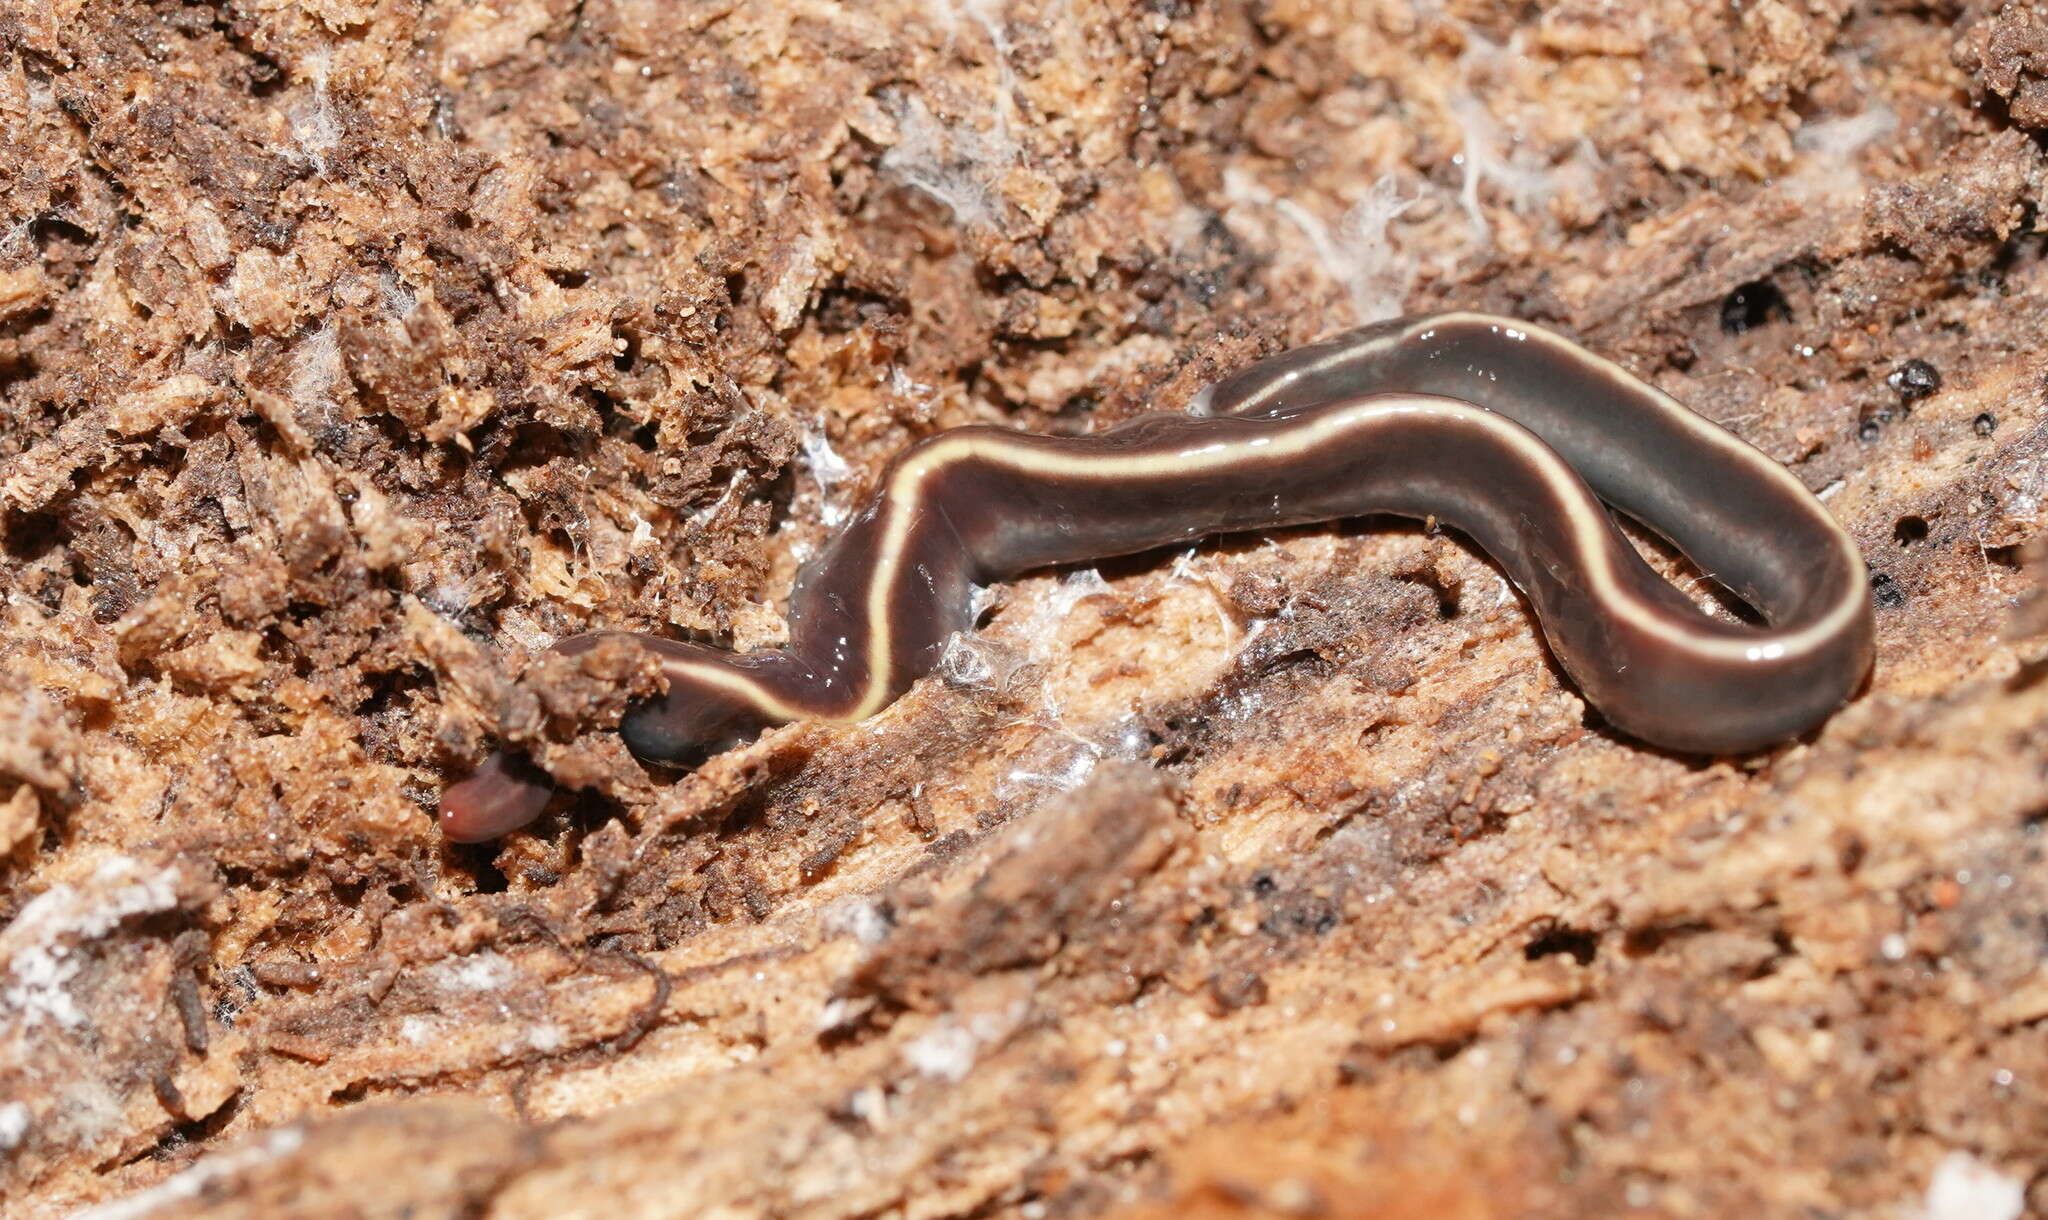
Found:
1525,923 -> 1598,965
1886,358 -> 1941,403
1258,889 -> 1340,937
1838,833 -> 1867,876
1207,967 -> 1269,1013
172,968 -> 210,1054
1720,280 -> 1789,334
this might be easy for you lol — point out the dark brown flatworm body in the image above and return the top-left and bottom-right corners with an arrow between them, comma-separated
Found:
439,313 -> 1874,842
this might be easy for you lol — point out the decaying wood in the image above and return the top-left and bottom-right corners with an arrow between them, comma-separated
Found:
2,2 -> 2045,1217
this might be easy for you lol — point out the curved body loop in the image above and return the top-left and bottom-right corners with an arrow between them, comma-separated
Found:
440,314 -> 1874,842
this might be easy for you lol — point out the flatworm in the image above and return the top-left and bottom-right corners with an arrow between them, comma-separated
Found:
438,313 -> 1874,842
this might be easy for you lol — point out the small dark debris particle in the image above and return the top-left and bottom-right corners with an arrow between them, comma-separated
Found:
1336,1055 -> 1376,1085
1886,359 -> 1942,403
1870,572 -> 1906,609
1207,967 -> 1270,1013
1524,924 -> 1599,966
171,970 -> 210,1054
1857,419 -> 1884,444
1250,869 -> 1278,896
1838,833 -> 1867,875
1720,280 -> 1789,334
1974,412 -> 1999,437
1258,892 -> 1341,937
248,959 -> 321,988
151,1073 -> 189,1120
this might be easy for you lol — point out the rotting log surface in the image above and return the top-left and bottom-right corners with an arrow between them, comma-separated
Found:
3,2 -> 2047,1217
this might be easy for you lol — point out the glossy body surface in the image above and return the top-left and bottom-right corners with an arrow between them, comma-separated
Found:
438,313 -> 1875,842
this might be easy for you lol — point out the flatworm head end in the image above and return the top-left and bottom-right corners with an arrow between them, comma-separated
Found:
438,751 -> 556,843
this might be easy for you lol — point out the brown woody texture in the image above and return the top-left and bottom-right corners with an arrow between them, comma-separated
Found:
2,1 -> 2047,1217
